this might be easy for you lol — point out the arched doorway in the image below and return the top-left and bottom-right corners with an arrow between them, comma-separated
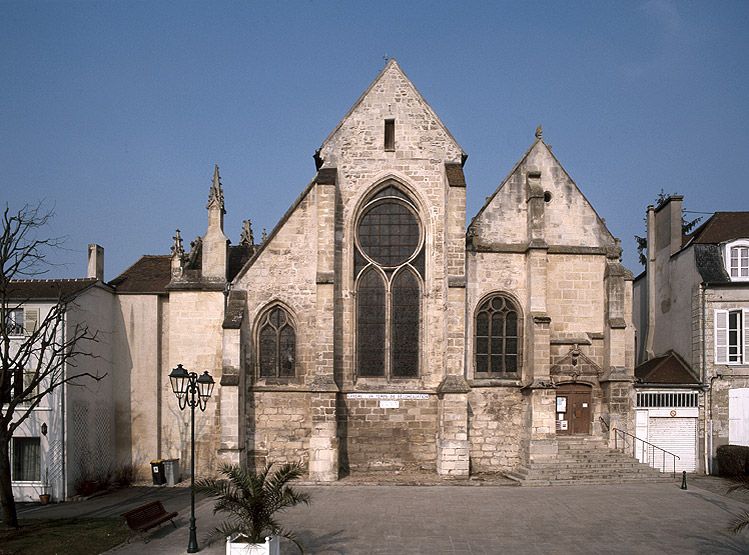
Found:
556,383 -> 592,435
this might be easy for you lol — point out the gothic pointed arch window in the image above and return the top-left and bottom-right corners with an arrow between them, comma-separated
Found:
257,305 -> 296,378
354,184 -> 424,379
474,294 -> 522,377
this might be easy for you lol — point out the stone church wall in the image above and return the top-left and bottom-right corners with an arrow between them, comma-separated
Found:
338,395 -> 438,472
546,254 -> 606,335
468,388 -> 524,472
235,186 -> 321,471
166,290 -> 225,474
246,391 -> 311,469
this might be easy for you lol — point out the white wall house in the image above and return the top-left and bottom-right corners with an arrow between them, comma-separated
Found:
5,247 -> 115,502
633,197 -> 749,474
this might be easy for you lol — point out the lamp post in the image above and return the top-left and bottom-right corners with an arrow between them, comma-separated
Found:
169,364 -> 215,553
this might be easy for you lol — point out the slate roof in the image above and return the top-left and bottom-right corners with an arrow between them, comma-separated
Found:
6,278 -> 99,300
635,351 -> 700,386
109,255 -> 172,293
694,244 -> 730,283
682,212 -> 749,284
227,245 -> 254,280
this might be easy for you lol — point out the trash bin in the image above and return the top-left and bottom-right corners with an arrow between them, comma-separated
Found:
150,460 -> 166,486
163,458 -> 181,486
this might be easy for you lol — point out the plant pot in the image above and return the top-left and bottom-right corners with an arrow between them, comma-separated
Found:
225,533 -> 280,555
39,493 -> 51,505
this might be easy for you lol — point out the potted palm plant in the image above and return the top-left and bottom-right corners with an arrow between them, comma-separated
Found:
194,462 -> 310,554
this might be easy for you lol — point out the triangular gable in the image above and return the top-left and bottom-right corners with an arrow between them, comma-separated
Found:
317,59 -> 465,164
635,350 -> 700,385
469,137 -> 615,249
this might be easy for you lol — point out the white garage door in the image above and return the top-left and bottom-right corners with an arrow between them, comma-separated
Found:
648,417 -> 697,473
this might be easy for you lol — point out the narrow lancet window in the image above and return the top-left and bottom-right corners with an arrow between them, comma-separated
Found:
384,119 -> 395,151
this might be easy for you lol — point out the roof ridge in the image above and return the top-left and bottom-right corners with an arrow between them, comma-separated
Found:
10,277 -> 97,283
317,60 -> 464,159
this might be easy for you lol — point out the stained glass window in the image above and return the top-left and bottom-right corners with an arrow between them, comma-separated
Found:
355,185 -> 422,379
391,269 -> 420,377
358,201 -> 420,267
357,269 -> 386,377
475,295 -> 521,376
258,306 -> 296,378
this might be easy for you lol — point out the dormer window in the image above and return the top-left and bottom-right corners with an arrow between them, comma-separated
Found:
725,240 -> 749,281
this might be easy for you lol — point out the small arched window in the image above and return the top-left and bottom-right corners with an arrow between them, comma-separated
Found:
257,305 -> 296,378
475,294 -> 522,377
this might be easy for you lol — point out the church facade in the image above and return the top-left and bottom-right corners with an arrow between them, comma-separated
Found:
111,60 -> 636,480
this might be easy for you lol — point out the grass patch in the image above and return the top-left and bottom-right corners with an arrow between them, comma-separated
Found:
0,518 -> 130,554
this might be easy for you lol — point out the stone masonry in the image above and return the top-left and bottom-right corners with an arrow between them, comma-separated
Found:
113,60 -> 636,482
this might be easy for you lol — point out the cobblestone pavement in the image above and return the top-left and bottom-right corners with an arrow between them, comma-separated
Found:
101,478 -> 749,554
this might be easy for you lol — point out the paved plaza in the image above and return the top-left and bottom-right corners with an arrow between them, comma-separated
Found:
84,477 -> 749,554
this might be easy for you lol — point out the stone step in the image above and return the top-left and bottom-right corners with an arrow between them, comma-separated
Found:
509,442 -> 672,486
513,466 -> 661,478
525,461 -> 655,471
509,476 -> 674,487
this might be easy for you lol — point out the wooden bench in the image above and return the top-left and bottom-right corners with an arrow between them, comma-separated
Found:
121,500 -> 179,542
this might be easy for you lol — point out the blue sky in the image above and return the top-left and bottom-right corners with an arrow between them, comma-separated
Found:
2,0 -> 748,279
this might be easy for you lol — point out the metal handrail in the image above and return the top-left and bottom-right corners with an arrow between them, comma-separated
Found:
612,427 -> 680,478
599,416 -> 609,432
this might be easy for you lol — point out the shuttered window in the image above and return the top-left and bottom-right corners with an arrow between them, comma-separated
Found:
715,309 -> 748,364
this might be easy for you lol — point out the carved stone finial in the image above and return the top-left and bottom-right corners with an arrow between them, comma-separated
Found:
171,229 -> 185,258
261,228 -> 268,243
207,164 -> 225,213
535,125 -> 543,140
570,344 -> 581,367
240,219 -> 254,246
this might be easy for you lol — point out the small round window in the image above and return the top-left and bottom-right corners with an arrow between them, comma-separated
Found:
357,200 -> 420,267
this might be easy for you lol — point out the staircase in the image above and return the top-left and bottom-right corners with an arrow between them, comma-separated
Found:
506,437 -> 672,486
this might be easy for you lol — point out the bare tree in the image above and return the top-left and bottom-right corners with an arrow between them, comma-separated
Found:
0,204 -> 103,528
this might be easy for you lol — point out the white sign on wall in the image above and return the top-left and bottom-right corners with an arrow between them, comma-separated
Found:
347,393 -> 429,400
379,400 -> 400,409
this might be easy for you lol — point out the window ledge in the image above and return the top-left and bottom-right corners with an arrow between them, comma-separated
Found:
469,378 -> 523,388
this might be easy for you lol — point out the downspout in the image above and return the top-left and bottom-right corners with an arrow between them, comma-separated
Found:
645,206 -> 656,360
60,311 -> 67,500
701,282 -> 709,475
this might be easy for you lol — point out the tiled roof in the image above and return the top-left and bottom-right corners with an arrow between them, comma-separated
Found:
635,351 -> 700,385
6,278 -> 98,300
109,255 -> 171,293
111,245 -> 254,294
689,212 -> 749,245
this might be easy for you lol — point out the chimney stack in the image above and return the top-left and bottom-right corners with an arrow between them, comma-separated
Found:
87,244 -> 104,281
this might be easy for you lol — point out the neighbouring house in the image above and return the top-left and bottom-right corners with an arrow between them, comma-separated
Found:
109,59 -> 637,482
5,246 -> 115,502
633,196 -> 749,474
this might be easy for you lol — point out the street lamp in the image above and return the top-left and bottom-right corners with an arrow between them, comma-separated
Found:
169,364 -> 215,553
